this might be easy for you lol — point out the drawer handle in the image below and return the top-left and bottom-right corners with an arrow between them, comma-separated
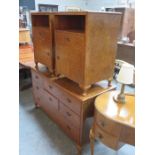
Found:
66,98 -> 71,103
67,125 -> 71,130
36,86 -> 39,90
100,121 -> 105,127
66,111 -> 71,117
49,85 -> 53,89
35,75 -> 38,79
65,37 -> 70,42
46,52 -> 50,56
98,133 -> 103,139
49,97 -> 53,101
39,33 -> 45,40
57,56 -> 60,60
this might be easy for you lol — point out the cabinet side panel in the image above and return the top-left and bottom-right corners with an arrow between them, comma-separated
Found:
85,13 -> 122,85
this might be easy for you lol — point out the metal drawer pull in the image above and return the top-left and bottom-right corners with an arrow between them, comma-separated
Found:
67,125 -> 71,130
100,121 -> 105,127
65,37 -> 70,42
35,75 -> 38,79
98,133 -> 103,139
49,97 -> 53,101
66,111 -> 71,117
46,52 -> 50,56
66,98 -> 71,103
57,56 -> 60,60
49,85 -> 53,89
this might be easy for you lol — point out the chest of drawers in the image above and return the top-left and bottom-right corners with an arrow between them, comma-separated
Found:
31,68 -> 115,154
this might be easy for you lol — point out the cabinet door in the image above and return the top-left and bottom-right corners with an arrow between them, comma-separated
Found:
55,31 -> 85,84
33,27 -> 52,67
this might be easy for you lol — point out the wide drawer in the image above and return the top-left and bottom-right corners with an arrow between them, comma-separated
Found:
59,102 -> 80,128
95,125 -> 119,150
120,125 -> 135,146
32,83 -> 44,106
95,111 -> 122,136
59,114 -> 80,144
31,69 -> 43,87
43,79 -> 60,98
58,90 -> 81,115
41,90 -> 59,112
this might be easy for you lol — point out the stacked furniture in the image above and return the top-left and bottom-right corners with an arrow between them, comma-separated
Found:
31,11 -> 121,154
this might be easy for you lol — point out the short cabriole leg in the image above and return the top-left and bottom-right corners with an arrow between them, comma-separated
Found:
76,144 -> 82,155
89,129 -> 95,155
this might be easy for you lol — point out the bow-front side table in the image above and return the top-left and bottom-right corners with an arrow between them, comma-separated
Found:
89,90 -> 135,155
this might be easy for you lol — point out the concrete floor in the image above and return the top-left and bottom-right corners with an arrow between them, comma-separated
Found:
19,78 -> 135,155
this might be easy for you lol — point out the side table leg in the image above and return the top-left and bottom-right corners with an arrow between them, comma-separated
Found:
89,129 -> 95,155
35,62 -> 38,70
76,144 -> 82,155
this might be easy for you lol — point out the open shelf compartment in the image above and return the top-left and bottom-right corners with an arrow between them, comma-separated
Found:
54,15 -> 85,33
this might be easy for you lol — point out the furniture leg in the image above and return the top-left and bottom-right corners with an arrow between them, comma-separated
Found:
76,144 -> 82,155
108,78 -> 112,87
35,62 -> 38,70
79,84 -> 91,96
35,102 -> 40,108
47,67 -> 54,77
89,129 -> 95,155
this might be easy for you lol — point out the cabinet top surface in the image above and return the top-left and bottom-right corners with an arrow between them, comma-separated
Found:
31,67 -> 115,101
95,90 -> 135,128
54,78 -> 116,101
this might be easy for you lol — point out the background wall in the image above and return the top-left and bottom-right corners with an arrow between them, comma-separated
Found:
19,0 -> 35,10
34,0 -> 119,11
34,0 -> 135,11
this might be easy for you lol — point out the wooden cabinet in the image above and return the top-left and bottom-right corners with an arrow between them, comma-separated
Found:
31,13 -> 55,73
31,68 -> 115,154
54,12 -> 122,91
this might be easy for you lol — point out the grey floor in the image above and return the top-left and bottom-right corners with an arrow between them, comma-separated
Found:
19,78 -> 135,155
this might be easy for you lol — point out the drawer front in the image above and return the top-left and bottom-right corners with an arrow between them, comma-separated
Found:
44,79 -> 60,98
120,126 -> 135,146
31,70 -> 43,87
95,111 -> 121,136
32,83 -> 43,105
41,90 -> 59,112
59,114 -> 80,143
95,125 -> 118,150
59,102 -> 80,128
58,90 -> 81,115
33,27 -> 52,67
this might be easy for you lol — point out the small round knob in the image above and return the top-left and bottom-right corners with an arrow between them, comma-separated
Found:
98,133 -> 103,139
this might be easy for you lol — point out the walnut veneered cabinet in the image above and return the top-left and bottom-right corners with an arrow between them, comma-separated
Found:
54,12 -> 122,92
31,13 -> 55,73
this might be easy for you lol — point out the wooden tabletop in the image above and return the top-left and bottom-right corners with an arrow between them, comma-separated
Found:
19,45 -> 35,69
95,90 -> 135,128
